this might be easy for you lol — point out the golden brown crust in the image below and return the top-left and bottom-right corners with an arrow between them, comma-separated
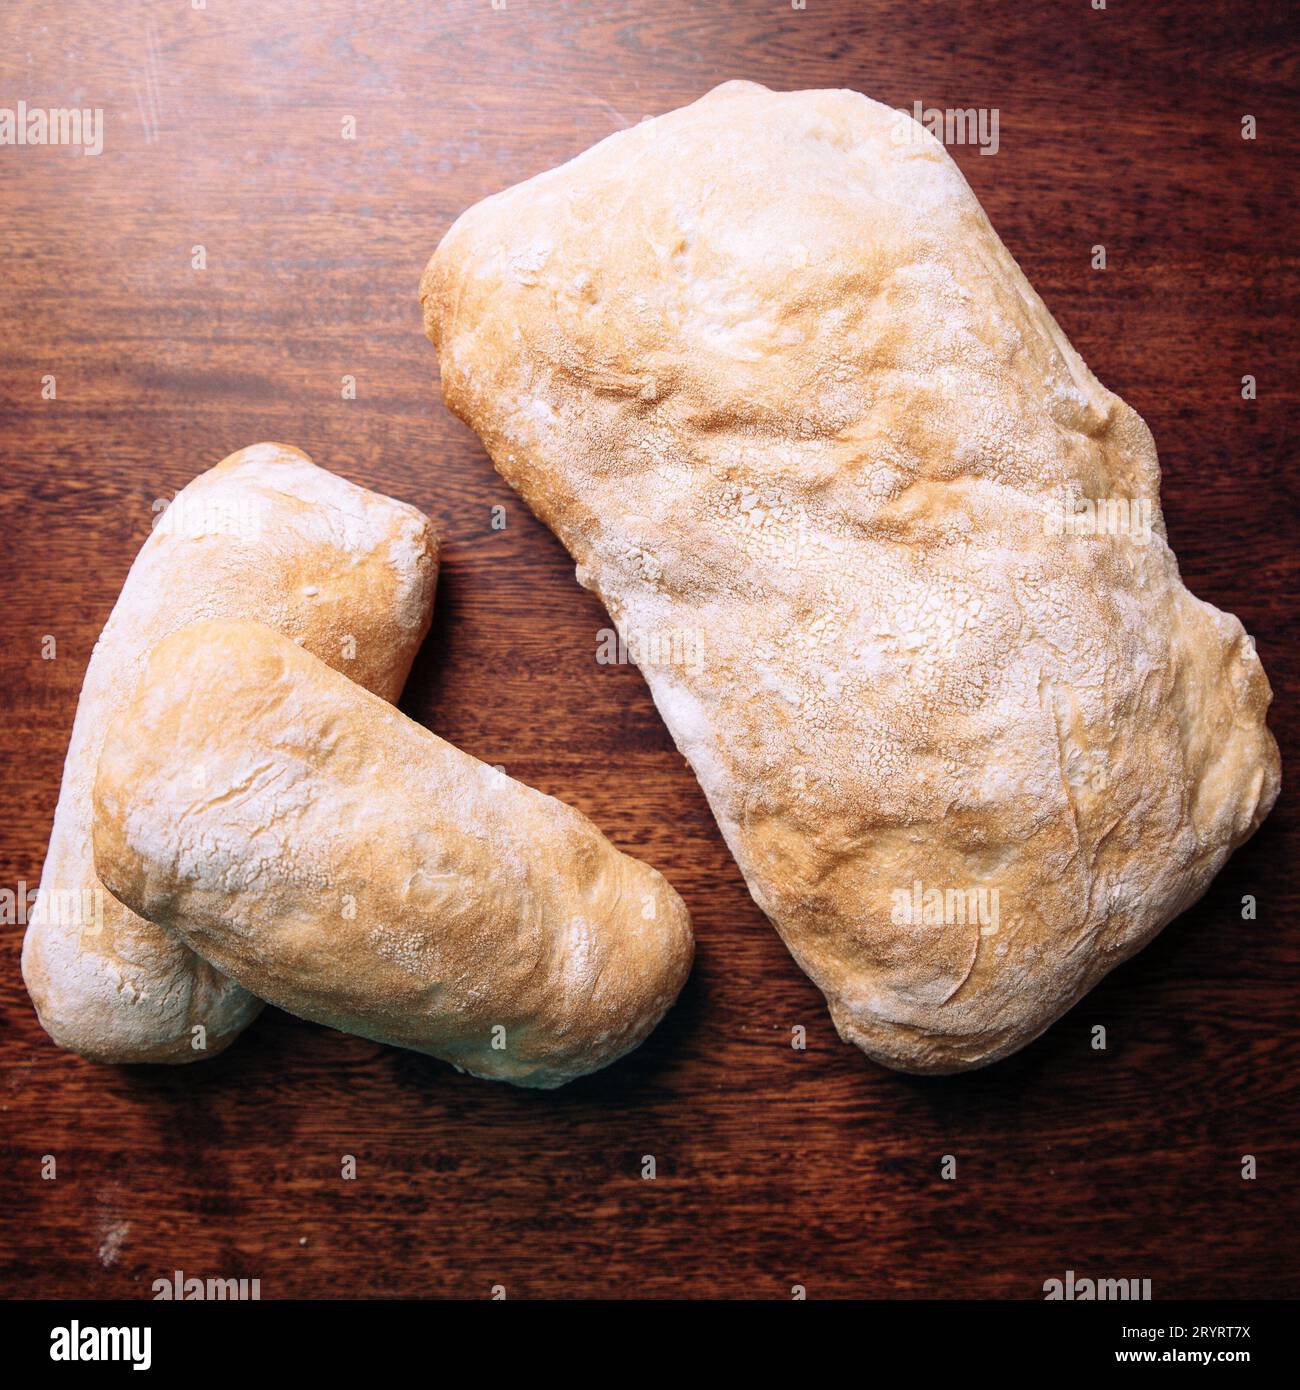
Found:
21,444 -> 438,1063
421,80 -> 1280,1073
92,620 -> 694,1088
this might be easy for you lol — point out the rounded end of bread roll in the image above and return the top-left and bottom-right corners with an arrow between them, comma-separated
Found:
480,857 -> 695,1090
195,442 -> 441,704
20,895 -> 262,1065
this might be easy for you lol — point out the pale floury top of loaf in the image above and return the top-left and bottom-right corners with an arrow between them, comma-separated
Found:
422,80 -> 1281,1072
22,444 -> 438,1063
93,620 -> 694,1088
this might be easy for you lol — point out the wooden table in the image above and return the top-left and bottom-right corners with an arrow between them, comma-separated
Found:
1,0 -> 1295,1300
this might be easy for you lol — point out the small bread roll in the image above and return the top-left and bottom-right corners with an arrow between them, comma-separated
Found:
92,619 -> 694,1088
22,445 -> 438,1063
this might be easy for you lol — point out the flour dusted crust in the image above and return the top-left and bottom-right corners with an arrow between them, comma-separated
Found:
22,445 -> 438,1064
421,80 -> 1281,1072
92,619 -> 693,1088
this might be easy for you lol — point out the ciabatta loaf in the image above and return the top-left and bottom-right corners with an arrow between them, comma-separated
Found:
22,445 -> 437,1063
420,80 -> 1281,1072
92,619 -> 693,1088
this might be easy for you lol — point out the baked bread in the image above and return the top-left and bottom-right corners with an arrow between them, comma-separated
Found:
420,80 -> 1281,1072
22,444 -> 438,1063
92,619 -> 694,1088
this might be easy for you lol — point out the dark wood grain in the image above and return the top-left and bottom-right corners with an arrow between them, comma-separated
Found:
1,0 -> 1296,1300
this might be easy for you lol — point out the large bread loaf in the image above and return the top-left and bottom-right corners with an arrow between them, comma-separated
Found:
420,80 -> 1280,1072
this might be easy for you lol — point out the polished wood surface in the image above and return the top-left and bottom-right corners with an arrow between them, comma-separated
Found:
1,0 -> 1296,1299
